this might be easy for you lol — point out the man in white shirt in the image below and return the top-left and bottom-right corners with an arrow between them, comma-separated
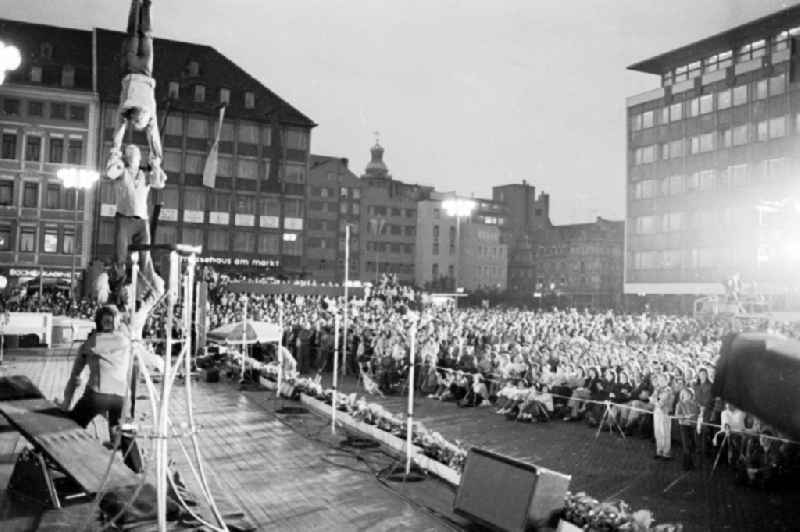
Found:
108,144 -> 165,303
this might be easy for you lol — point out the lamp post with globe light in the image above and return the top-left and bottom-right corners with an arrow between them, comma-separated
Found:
57,168 -> 99,296
0,41 -> 22,86
441,198 -> 476,293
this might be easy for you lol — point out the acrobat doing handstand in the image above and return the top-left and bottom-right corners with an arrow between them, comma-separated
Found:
107,0 -> 162,179
104,0 -> 165,305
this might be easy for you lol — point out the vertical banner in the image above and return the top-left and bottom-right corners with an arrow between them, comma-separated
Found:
203,104 -> 227,188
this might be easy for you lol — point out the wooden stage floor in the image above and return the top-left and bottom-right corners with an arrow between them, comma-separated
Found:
0,351 -> 460,532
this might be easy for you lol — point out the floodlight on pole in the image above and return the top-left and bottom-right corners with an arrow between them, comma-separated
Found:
441,198 -> 476,294
57,167 -> 100,294
0,42 -> 21,85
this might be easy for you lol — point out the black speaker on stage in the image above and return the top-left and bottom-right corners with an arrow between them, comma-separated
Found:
453,447 -> 571,532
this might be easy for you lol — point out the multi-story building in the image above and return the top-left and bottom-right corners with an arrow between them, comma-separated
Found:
415,193 -> 508,291
626,5 -> 800,311
305,155 -> 361,282
495,180 -> 623,307
0,20 -> 99,287
492,181 -> 550,290
93,29 -> 315,278
358,141 -> 431,284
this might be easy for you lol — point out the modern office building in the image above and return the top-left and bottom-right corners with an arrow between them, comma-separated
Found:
358,141 -> 432,284
93,29 -> 315,278
305,155 -> 361,282
0,20 -> 100,287
415,193 -> 508,292
626,5 -> 800,310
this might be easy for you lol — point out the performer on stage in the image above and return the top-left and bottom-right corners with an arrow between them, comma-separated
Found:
60,305 -> 164,472
106,0 -> 162,179
107,144 -> 165,304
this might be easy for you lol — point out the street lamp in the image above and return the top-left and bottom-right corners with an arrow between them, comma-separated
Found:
442,198 -> 476,292
57,167 -> 100,295
0,42 -> 21,85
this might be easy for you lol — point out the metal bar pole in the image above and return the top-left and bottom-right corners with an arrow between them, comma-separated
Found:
240,297 -> 247,382
157,250 -> 179,532
70,189 -> 79,296
331,313 -> 339,435
343,224 -> 349,376
277,304 -> 283,398
405,320 -> 417,475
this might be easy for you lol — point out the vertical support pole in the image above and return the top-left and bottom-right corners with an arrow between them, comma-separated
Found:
240,297 -> 248,382
70,189 -> 79,298
125,252 -> 139,421
331,312 -> 339,435
343,224 -> 349,376
157,250 -> 179,532
405,319 -> 417,475
277,304 -> 284,398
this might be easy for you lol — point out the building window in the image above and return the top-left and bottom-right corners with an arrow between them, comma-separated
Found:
755,79 -> 768,100
698,170 -> 715,191
19,226 -> 36,252
769,74 -> 786,96
699,94 -> 713,114
207,229 -> 228,251
244,91 -> 255,109
717,89 -> 731,110
737,39 -> 766,62
22,182 -> 39,208
666,174 -> 683,196
98,220 -> 114,244
0,226 -> 10,250
27,101 -> 44,117
233,232 -> 255,252
62,228 -> 75,254
69,105 -> 86,122
25,136 -> 42,162
1,133 -> 17,160
285,130 -> 309,150
181,227 -> 203,246
632,112 -> 644,130
732,124 -> 749,146
756,120 -> 768,142
641,110 -> 654,129
30,66 -> 42,83
49,137 -> 64,163
720,128 -> 732,148
219,88 -> 230,104
258,233 -> 280,254
688,97 -> 700,117
193,85 -> 206,102
187,118 -> 209,139
61,65 -> 75,88
45,184 -> 60,209
187,60 -> 200,76
769,116 -> 786,139
669,102 -> 682,121
2,98 -> 20,116
772,31 -> 790,51
732,85 -> 748,106
43,227 -> 58,253
67,139 -> 83,164
168,81 -> 180,99
0,181 -> 13,205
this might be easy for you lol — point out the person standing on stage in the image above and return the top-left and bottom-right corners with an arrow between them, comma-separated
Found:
60,305 -> 163,472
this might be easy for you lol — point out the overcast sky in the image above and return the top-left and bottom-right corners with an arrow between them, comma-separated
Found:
1,0 -> 796,223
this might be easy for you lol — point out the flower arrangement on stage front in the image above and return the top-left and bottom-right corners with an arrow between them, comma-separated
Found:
561,492 -> 655,532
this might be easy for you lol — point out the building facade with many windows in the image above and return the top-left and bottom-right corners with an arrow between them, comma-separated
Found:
415,193 -> 508,292
92,29 -> 315,277
0,20 -> 99,285
626,5 -> 800,308
358,142 -> 432,284
305,155 -> 361,282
